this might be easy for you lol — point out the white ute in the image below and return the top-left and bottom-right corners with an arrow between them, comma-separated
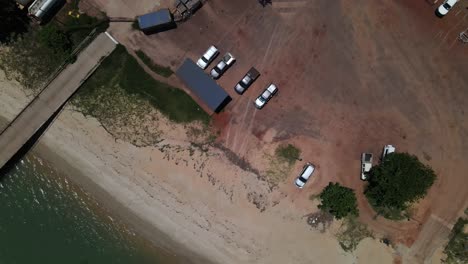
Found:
210,53 -> 236,79
295,163 -> 315,189
196,45 -> 219,70
254,84 -> 278,109
361,153 -> 373,181
436,0 -> 458,17
382,145 -> 396,161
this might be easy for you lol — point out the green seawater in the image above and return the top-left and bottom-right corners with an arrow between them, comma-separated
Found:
0,154 -> 180,264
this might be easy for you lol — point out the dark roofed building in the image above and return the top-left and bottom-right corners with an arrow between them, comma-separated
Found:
137,9 -> 176,34
176,59 -> 231,113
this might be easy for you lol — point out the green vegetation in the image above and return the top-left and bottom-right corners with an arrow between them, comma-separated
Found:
135,50 -> 173,78
131,21 -> 140,30
365,153 -> 436,220
275,144 -> 301,165
318,182 -> 359,219
38,24 -> 72,56
75,45 -> 209,124
0,9 -> 108,91
264,144 -> 301,186
337,217 -> 373,252
443,214 -> 468,263
0,0 -> 30,43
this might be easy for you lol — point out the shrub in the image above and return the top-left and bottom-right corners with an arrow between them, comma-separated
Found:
318,182 -> 359,219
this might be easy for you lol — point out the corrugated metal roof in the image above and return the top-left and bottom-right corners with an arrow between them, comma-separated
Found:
138,9 -> 173,30
176,59 -> 231,113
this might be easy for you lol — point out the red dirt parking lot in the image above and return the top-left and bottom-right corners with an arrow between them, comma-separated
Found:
86,0 -> 468,262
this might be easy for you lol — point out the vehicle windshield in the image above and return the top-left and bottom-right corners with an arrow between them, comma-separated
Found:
443,3 -> 452,9
202,56 -> 209,63
298,176 -> 307,183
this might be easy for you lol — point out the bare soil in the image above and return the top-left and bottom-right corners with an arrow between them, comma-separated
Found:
85,0 -> 468,262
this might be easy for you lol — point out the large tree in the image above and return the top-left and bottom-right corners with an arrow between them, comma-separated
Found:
365,153 -> 436,218
318,182 -> 359,219
0,0 -> 30,43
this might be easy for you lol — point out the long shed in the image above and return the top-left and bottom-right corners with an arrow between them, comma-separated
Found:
176,59 -> 231,113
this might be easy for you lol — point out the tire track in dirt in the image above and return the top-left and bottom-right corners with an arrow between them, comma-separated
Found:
236,105 -> 258,157
272,0 -> 310,20
228,98 -> 252,152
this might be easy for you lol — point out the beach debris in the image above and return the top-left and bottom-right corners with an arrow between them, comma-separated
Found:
247,191 -> 269,212
305,211 -> 334,233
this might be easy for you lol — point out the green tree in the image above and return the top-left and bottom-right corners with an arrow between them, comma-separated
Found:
38,24 -> 72,56
0,0 -> 30,42
318,182 -> 359,219
365,153 -> 436,219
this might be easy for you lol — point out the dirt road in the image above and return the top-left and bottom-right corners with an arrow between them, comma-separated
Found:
85,0 -> 468,262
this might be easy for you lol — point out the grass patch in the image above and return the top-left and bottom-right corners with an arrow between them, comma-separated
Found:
275,144 -> 301,165
75,45 -> 209,124
263,144 -> 301,186
132,21 -> 140,30
369,204 -> 409,221
135,50 -> 173,78
443,214 -> 468,263
337,217 -> 373,252
0,7 -> 108,91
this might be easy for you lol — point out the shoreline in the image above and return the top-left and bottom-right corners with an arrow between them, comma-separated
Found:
32,140 -> 211,264
0,69 -> 396,264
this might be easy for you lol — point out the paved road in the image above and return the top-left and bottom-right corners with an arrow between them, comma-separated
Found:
0,33 -> 117,169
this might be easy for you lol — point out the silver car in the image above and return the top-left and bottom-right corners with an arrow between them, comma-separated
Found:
254,83 -> 278,109
210,53 -> 236,79
235,67 -> 260,94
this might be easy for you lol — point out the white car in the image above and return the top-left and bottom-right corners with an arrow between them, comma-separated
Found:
437,0 -> 458,17
254,83 -> 278,109
382,145 -> 396,161
295,163 -> 315,189
361,153 -> 373,181
210,53 -> 236,79
196,45 -> 219,70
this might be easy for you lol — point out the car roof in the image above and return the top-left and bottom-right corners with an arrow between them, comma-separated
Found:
300,164 -> 315,179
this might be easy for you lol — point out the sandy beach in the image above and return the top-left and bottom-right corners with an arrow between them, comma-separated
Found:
0,66 -> 398,263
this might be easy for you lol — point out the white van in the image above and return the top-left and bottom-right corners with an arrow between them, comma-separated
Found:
294,163 -> 315,189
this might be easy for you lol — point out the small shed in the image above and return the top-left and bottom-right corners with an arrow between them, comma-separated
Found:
176,59 -> 231,113
137,9 -> 176,34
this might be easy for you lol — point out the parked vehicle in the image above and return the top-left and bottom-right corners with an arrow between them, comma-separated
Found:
382,145 -> 396,161
196,45 -> 219,69
254,83 -> 278,109
210,53 -> 236,79
361,153 -> 373,181
436,0 -> 458,17
234,67 -> 260,94
294,163 -> 315,189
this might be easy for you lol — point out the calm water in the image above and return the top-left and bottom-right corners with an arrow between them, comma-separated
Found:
0,154 -> 179,264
